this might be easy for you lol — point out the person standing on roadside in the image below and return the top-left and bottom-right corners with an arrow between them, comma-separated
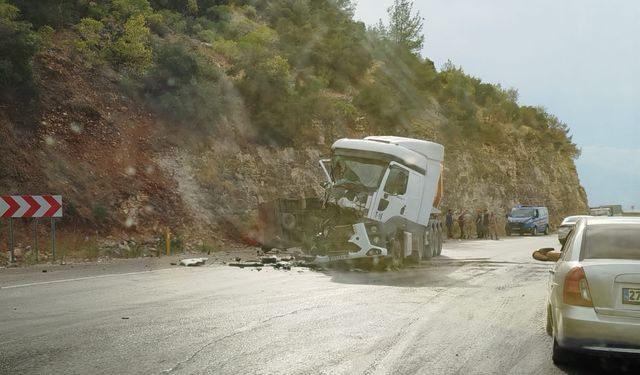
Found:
446,209 -> 454,239
463,210 -> 473,239
482,209 -> 490,239
488,211 -> 499,240
457,210 -> 466,239
475,209 -> 484,239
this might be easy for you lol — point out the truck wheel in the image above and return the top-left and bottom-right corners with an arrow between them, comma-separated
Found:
421,231 -> 432,260
436,228 -> 444,256
408,233 -> 422,264
428,227 -> 437,258
544,225 -> 550,235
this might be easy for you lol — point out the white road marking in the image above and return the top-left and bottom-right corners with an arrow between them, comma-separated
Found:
0,268 -> 182,290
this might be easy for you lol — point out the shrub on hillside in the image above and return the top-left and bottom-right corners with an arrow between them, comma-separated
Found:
0,0 -> 39,87
108,14 -> 152,75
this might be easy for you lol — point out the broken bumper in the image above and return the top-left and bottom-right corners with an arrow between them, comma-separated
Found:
313,223 -> 387,263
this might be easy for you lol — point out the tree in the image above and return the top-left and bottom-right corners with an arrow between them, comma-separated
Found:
383,0 -> 424,54
0,0 -> 39,87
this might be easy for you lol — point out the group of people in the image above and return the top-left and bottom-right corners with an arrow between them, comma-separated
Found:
445,208 -> 500,240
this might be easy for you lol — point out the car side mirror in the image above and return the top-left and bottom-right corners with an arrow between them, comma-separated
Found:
532,247 -> 561,262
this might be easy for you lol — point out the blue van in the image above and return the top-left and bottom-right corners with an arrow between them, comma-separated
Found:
505,205 -> 549,236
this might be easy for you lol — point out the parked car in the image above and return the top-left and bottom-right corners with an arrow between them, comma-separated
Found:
541,217 -> 640,364
505,205 -> 549,236
557,215 -> 591,245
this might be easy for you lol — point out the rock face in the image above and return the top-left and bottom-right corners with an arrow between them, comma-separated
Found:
442,137 -> 588,227
0,48 -> 587,245
171,122 -> 587,237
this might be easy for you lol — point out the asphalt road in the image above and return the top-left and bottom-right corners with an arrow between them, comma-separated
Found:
0,236 -> 635,374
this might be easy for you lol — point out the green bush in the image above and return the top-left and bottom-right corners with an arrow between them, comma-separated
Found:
10,0 -> 88,28
0,1 -> 39,87
92,205 -> 109,222
108,14 -> 153,75
73,17 -> 107,67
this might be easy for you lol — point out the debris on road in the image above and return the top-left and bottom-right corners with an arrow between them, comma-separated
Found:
261,256 -> 278,264
228,262 -> 264,268
179,258 -> 208,266
532,248 -> 560,262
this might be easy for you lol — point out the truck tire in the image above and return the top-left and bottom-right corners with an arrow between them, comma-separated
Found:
435,225 -> 443,256
421,231 -> 432,260
428,227 -> 437,258
408,232 -> 422,264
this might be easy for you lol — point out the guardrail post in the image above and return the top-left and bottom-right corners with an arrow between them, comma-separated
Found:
9,218 -> 15,264
33,218 -> 38,263
165,229 -> 171,256
51,218 -> 56,261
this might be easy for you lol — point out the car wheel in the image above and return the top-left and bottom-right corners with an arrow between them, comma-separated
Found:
531,226 -> 537,236
552,338 -> 575,365
544,225 -> 550,235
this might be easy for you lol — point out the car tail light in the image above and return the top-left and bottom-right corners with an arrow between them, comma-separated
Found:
563,266 -> 593,307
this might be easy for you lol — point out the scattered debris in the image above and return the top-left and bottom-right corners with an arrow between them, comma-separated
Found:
228,262 -> 263,268
121,317 -> 129,320
42,269 -> 47,273
234,257 -> 242,262
170,262 -> 177,266
261,256 -> 278,264
179,257 -> 208,266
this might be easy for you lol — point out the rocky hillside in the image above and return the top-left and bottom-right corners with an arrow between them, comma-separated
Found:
0,0 -> 587,261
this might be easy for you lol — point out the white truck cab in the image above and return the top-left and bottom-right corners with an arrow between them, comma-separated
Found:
315,136 -> 445,265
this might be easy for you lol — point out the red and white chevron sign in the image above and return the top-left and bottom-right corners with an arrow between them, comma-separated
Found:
0,195 -> 62,218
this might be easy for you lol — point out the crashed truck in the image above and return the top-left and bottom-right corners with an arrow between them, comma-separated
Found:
258,136 -> 445,267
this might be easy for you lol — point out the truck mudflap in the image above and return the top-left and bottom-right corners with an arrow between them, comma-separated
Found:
313,222 -> 388,263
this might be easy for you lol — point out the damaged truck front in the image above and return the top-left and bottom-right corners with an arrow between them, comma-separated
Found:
259,136 -> 445,267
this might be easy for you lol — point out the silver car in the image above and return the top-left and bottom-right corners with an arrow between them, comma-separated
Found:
546,217 -> 640,364
557,215 -> 592,245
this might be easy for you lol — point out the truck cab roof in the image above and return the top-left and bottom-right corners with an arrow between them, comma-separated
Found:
332,137 -> 444,175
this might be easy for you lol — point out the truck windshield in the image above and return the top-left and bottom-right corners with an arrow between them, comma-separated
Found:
332,156 -> 387,189
511,208 -> 535,218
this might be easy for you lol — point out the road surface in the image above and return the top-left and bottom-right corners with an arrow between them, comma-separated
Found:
0,236 -> 635,374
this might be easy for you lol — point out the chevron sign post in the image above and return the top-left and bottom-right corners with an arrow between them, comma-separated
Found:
1,195 -> 62,264
0,195 -> 62,218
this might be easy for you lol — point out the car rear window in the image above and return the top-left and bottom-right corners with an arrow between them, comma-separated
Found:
582,224 -> 640,260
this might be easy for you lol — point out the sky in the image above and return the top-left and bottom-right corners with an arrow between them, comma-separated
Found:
354,0 -> 640,211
